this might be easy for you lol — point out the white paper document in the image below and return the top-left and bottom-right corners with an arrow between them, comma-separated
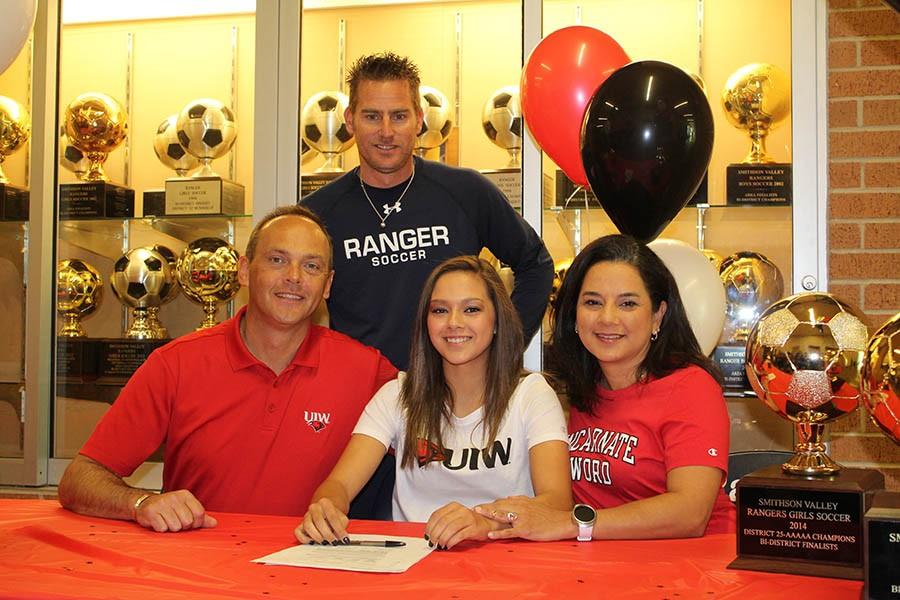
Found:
252,534 -> 433,574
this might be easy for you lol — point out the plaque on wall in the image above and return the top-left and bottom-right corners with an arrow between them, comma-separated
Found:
481,168 -> 521,210
864,491 -> 900,600
0,183 -> 28,220
729,465 -> 884,580
300,171 -> 341,199
59,181 -> 135,219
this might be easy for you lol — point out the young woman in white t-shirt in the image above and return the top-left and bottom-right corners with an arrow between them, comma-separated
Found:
294,256 -> 572,549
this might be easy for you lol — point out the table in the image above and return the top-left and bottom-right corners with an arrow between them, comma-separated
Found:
0,499 -> 862,599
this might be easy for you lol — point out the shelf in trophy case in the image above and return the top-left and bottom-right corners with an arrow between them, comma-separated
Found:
58,214 -> 252,259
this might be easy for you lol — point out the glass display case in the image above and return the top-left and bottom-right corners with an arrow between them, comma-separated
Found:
0,34 -> 30,460
0,0 -> 828,486
49,3 -> 259,475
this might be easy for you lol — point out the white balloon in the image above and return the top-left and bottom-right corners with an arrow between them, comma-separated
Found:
0,0 -> 37,76
648,238 -> 726,356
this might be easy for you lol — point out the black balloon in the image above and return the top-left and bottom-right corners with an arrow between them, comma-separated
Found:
580,60 -> 714,243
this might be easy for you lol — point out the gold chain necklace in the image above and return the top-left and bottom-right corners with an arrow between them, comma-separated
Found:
359,167 -> 416,229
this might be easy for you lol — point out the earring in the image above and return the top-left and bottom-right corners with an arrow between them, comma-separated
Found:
574,324 -> 579,334
650,330 -> 659,342
493,327 -> 497,335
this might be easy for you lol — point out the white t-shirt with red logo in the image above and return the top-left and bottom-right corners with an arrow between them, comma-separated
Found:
568,365 -> 735,534
353,372 -> 568,523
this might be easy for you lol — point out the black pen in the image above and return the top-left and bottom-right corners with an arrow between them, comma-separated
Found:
344,540 -> 406,547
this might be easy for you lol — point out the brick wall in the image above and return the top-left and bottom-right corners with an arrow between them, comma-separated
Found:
827,0 -> 900,490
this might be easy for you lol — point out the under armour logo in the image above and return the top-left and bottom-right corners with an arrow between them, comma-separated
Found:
708,448 -> 718,457
382,200 -> 402,217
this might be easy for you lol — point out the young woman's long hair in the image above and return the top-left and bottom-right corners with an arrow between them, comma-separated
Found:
400,256 -> 524,468
547,234 -> 721,414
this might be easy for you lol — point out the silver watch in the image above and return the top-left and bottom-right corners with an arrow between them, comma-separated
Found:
572,503 -> 596,542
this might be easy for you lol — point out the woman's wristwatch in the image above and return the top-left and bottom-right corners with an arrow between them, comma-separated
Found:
572,504 -> 596,541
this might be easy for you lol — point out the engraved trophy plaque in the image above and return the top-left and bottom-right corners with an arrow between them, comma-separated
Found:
730,293 -> 885,580
59,92 -> 135,218
164,99 -> 244,216
722,63 -> 792,205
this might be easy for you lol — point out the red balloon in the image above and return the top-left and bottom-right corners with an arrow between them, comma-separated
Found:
521,26 -> 630,186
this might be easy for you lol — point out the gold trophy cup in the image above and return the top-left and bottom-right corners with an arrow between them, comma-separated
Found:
731,293 -> 885,580
56,259 -> 102,338
176,237 -> 240,330
721,64 -> 792,205
64,92 -> 128,182
722,63 -> 790,164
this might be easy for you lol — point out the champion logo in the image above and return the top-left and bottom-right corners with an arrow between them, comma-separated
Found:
382,200 -> 402,217
304,410 -> 331,433
708,448 -> 718,457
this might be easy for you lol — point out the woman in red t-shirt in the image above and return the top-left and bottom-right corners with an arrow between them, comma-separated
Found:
477,234 -> 735,541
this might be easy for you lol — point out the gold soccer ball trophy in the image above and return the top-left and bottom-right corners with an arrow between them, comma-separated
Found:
861,312 -> 900,446
63,92 -> 128,182
745,293 -> 869,475
0,96 -> 30,184
176,237 -> 240,330
56,259 -> 103,338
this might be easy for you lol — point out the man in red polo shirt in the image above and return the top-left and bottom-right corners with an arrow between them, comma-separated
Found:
58,206 -> 397,532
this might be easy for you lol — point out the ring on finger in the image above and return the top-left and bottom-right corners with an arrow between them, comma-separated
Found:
506,511 -> 518,522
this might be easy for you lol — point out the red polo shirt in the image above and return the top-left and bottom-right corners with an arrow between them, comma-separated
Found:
80,307 -> 397,516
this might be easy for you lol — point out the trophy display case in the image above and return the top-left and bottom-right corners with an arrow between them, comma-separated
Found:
50,3 -> 257,462
297,0 -> 803,453
0,0 -> 830,487
0,23 -> 33,461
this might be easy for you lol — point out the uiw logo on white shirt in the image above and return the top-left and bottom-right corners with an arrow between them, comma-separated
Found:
304,410 -> 331,433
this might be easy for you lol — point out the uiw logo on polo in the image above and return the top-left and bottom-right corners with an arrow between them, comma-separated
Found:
304,410 -> 331,433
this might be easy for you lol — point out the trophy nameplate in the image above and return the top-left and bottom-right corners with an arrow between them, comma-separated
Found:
141,189 -> 165,217
713,345 -> 750,389
94,338 -> 169,384
162,177 -> 244,216
864,491 -> 900,599
481,168 -> 521,210
56,338 -> 92,382
729,465 -> 885,580
0,183 -> 29,220
59,181 -> 135,219
553,170 -> 600,208
300,171 -> 341,199
726,163 -> 792,205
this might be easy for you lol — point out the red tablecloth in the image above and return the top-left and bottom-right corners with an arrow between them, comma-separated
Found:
0,499 -> 862,599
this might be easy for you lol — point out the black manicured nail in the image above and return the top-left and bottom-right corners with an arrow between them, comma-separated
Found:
342,537 -> 350,544
423,534 -> 429,541
427,541 -> 434,548
308,541 -> 316,545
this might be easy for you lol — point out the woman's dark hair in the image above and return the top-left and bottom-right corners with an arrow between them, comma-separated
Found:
399,256 -> 524,469
547,234 -> 721,413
